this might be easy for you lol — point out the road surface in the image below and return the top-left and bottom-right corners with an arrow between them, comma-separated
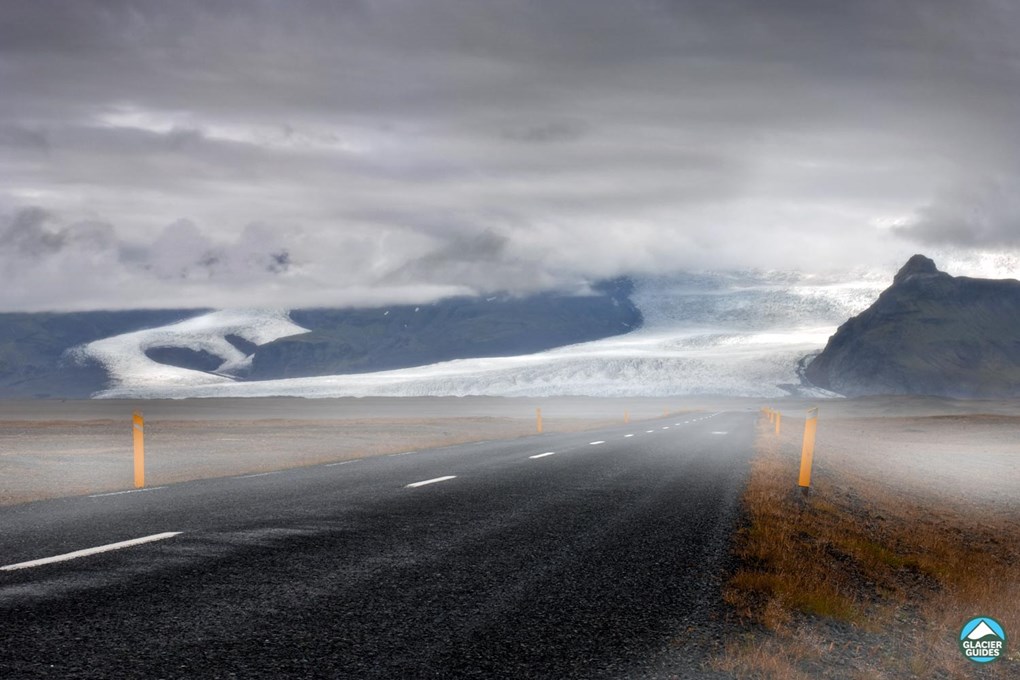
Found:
0,410 -> 754,679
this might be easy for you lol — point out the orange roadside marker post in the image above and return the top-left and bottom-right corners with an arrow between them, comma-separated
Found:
798,407 -> 819,496
132,410 -> 145,489
536,407 -> 543,434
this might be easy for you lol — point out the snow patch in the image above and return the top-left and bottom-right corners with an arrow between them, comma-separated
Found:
73,309 -> 307,393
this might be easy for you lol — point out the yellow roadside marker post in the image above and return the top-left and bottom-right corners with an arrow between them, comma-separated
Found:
132,410 -> 145,489
536,407 -> 543,434
624,410 -> 630,424
775,411 -> 781,435
798,407 -> 819,496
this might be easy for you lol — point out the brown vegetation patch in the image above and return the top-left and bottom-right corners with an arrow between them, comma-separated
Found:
715,415 -> 1019,678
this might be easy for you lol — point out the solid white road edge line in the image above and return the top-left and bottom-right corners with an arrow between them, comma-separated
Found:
406,475 -> 457,488
325,460 -> 359,467
235,472 -> 280,479
1,532 -> 183,572
529,452 -> 556,459
89,487 -> 167,498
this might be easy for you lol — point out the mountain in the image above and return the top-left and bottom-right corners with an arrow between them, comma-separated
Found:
78,272 -> 881,399
805,255 -> 1020,398
248,278 -> 641,379
0,279 -> 642,398
0,309 -> 206,398
1,271 -> 894,400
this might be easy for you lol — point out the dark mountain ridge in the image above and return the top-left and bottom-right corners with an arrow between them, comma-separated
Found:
250,278 -> 640,379
805,255 -> 1020,398
0,309 -> 207,398
0,279 -> 641,398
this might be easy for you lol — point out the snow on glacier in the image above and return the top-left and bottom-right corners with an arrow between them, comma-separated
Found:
73,309 -> 308,392
91,272 -> 885,399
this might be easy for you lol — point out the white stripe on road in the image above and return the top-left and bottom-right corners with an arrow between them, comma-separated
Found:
406,476 -> 457,488
646,430 -> 655,433
711,431 -> 729,435
1,532 -> 182,572
589,440 -> 606,446
89,487 -> 167,498
235,472 -> 280,479
529,452 -> 556,459
624,434 -> 634,438
325,460 -> 359,467
662,426 -> 670,430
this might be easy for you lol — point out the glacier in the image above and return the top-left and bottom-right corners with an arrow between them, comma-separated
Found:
81,271 -> 887,399
71,309 -> 308,392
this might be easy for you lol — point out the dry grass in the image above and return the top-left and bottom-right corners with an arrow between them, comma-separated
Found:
714,414 -> 1020,679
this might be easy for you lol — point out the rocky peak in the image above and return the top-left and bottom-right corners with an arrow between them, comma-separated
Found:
893,254 -> 940,285
806,254 -> 1020,398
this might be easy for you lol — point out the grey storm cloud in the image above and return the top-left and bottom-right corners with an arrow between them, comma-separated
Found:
1,0 -> 1020,310
895,178 -> 1020,247
0,207 -> 292,278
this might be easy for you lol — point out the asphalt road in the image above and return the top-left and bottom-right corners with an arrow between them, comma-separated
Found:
0,410 -> 755,679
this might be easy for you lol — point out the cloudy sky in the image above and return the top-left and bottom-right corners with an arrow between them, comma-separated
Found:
2,0 -> 1019,311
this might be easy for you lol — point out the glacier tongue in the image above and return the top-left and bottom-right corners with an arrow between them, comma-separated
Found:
89,273 -> 884,399
73,309 -> 309,393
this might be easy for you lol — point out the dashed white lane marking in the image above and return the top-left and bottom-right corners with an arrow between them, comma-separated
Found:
406,475 -> 457,488
89,487 -> 167,498
589,440 -> 606,446
711,431 -> 729,435
529,452 -> 556,459
662,426 -> 670,430
1,532 -> 182,572
235,472 -> 280,479
624,434 -> 634,438
646,430 -> 655,433
325,460 -> 359,467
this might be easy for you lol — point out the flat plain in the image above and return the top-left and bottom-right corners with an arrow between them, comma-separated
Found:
0,396 -> 703,505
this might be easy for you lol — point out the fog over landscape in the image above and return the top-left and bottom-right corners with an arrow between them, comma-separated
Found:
4,6 -> 1020,677
2,0 -> 1020,312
